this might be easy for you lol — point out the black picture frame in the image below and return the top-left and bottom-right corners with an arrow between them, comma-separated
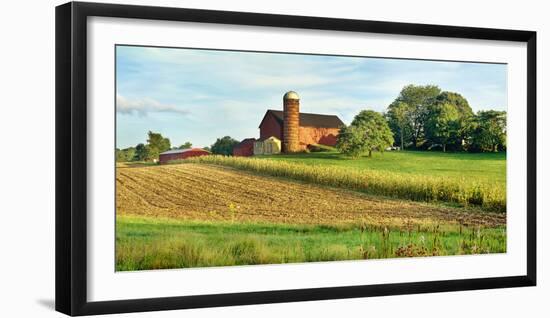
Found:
55,1 -> 537,316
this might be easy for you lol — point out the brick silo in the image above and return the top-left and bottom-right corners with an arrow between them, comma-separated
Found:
283,91 -> 300,153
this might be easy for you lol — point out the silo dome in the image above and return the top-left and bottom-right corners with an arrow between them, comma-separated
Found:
283,91 -> 300,100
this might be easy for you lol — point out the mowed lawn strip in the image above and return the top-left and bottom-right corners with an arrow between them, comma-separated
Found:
116,163 -> 505,227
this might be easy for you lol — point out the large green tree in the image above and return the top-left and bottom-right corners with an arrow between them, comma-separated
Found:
210,136 -> 239,156
147,131 -> 171,153
424,103 -> 460,152
336,110 -> 394,158
469,110 -> 507,152
424,92 -> 474,152
386,84 -> 441,149
134,143 -> 158,162
335,125 -> 366,158
435,91 -> 473,115
133,143 -> 147,161
434,92 -> 474,151
385,101 -> 410,150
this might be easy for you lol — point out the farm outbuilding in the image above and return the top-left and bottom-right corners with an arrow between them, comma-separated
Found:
159,148 -> 210,164
254,136 -> 281,155
233,138 -> 256,157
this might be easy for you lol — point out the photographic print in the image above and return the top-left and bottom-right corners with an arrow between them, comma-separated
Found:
115,45 -> 507,271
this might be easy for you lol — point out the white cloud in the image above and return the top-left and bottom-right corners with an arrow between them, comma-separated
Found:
116,94 -> 190,116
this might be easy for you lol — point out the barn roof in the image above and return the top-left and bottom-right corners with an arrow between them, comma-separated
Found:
160,148 -> 209,155
260,109 -> 344,129
234,138 -> 256,148
239,138 -> 256,143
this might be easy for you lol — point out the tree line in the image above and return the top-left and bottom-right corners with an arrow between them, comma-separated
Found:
118,84 -> 506,162
337,84 -> 507,158
116,131 -> 240,162
116,131 -> 174,162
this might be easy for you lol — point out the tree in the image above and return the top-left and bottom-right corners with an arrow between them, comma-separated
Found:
147,131 -> 171,153
336,110 -> 394,158
116,147 -> 136,162
134,143 -> 147,161
386,84 -> 441,148
335,125 -> 366,158
425,103 -> 459,152
210,136 -> 239,156
133,131 -> 171,162
116,148 -> 123,161
469,110 -> 507,152
385,101 -> 410,150
433,92 -> 474,151
125,147 -> 136,161
178,142 -> 193,149
435,91 -> 473,115
134,143 -> 158,161
143,145 -> 159,161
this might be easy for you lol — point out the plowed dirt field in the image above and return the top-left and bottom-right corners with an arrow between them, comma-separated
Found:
116,163 -> 504,227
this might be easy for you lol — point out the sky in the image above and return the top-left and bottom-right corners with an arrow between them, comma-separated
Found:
116,45 -> 507,149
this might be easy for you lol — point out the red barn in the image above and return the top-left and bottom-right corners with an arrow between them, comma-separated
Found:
233,138 -> 256,157
258,109 -> 344,151
159,148 -> 210,164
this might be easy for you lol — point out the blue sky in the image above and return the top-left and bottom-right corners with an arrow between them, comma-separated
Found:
116,45 -> 507,149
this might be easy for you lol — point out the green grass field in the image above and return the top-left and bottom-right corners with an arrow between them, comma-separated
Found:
116,215 -> 506,271
261,150 -> 506,186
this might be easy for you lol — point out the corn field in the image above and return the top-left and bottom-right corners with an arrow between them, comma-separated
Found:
179,155 -> 506,212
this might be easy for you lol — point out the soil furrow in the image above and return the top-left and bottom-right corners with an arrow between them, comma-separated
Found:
116,163 -> 506,227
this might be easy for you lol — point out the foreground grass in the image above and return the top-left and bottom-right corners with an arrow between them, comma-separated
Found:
178,155 -> 506,212
116,215 -> 506,271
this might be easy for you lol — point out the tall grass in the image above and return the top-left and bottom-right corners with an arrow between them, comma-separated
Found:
116,215 -> 507,271
176,155 -> 505,212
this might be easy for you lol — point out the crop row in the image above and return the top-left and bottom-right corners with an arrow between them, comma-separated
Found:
178,156 -> 506,212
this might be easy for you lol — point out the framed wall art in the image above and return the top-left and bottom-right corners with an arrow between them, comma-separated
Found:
55,1 -> 536,316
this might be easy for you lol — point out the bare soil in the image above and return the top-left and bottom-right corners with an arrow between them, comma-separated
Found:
116,163 -> 505,227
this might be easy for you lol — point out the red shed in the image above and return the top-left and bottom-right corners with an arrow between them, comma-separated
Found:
233,138 -> 256,157
159,148 -> 210,164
